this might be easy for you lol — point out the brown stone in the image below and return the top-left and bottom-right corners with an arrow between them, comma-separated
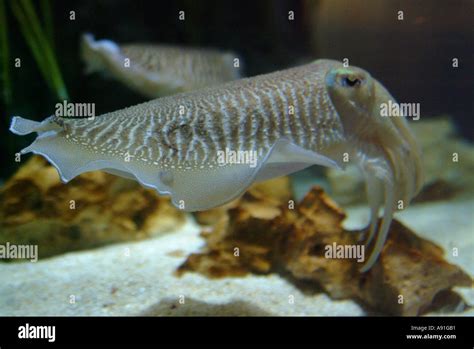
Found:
179,185 -> 472,315
0,156 -> 186,259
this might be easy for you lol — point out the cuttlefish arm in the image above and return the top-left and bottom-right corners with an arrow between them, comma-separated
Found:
10,59 -> 422,271
325,67 -> 423,271
81,33 -> 242,97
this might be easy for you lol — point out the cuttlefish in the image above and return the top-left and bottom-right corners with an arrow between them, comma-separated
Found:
81,34 -> 242,97
10,59 -> 423,271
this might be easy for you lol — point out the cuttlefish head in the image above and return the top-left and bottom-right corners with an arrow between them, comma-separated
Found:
325,64 -> 424,272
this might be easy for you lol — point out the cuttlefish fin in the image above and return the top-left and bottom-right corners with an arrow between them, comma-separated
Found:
10,115 -> 60,136
9,116 -> 269,211
10,118 -> 344,213
160,164 -> 260,211
10,116 -> 175,193
166,139 -> 342,211
255,138 -> 341,182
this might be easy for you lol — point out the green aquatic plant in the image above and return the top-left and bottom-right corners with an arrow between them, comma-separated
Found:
39,0 -> 54,50
9,0 -> 68,101
0,0 -> 12,106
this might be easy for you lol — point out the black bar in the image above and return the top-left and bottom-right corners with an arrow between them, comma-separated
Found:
0,316 -> 471,347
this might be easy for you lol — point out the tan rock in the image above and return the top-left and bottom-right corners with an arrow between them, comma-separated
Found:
0,156 -> 186,259
178,185 -> 472,315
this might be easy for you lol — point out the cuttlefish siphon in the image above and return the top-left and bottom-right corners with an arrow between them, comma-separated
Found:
81,33 -> 242,97
10,59 -> 423,271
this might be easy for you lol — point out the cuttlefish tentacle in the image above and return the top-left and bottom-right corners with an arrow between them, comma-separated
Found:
356,149 -> 397,272
325,66 -> 423,271
358,124 -> 422,271
10,59 -> 423,271
81,33 -> 242,97
362,163 -> 384,245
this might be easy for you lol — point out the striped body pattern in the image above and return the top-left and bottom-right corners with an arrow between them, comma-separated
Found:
62,60 -> 344,169
121,44 -> 240,90
81,34 -> 241,97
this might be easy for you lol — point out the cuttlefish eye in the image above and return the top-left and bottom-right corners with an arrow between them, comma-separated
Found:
340,75 -> 362,87
325,67 -> 374,123
326,67 -> 368,90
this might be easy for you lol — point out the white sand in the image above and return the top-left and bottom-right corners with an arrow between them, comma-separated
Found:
0,198 -> 472,316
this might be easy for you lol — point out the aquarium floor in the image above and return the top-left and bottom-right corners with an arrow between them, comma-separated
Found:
0,198 -> 472,316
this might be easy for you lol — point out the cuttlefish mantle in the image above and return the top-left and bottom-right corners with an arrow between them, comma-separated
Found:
10,59 -> 423,271
81,33 -> 242,97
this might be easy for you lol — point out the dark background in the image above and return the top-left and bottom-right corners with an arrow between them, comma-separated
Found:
2,0 -> 473,179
